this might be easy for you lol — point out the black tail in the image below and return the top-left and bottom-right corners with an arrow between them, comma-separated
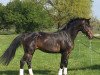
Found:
0,35 -> 22,66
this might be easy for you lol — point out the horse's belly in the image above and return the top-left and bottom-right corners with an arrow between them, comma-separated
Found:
38,44 -> 61,53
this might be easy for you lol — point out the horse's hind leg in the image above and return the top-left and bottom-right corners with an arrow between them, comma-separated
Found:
20,54 -> 26,75
20,48 -> 35,75
26,53 -> 34,75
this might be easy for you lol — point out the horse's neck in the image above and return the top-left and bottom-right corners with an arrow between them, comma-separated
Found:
66,26 -> 79,41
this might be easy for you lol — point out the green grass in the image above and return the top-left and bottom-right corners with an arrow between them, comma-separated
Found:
0,35 -> 100,75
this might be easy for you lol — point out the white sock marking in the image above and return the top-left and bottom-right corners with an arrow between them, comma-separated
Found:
64,67 -> 67,75
29,68 -> 34,75
58,68 -> 63,75
19,69 -> 24,75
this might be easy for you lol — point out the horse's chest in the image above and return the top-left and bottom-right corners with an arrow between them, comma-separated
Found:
60,40 -> 73,49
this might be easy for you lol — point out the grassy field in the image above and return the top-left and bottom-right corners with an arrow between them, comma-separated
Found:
0,34 -> 100,75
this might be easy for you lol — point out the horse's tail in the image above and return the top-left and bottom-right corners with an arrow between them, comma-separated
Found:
0,35 -> 22,66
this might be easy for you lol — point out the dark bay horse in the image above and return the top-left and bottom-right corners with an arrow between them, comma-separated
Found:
0,18 -> 93,75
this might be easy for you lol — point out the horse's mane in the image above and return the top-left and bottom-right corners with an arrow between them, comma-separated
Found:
61,17 -> 87,30
67,17 -> 86,24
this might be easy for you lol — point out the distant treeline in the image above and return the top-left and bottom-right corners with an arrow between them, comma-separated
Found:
0,0 -> 94,33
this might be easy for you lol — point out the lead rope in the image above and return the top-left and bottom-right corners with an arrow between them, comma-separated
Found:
89,40 -> 93,65
77,40 -> 80,56
80,41 -> 100,54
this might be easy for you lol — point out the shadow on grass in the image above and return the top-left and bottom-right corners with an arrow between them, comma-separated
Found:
1,65 -> 99,75
68,64 -> 100,71
0,70 -> 52,75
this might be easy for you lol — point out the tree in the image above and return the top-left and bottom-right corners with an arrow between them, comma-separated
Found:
0,3 -> 11,31
38,0 -> 93,29
0,3 -> 4,30
5,0 -> 53,33
91,17 -> 100,33
1,0 -> 93,33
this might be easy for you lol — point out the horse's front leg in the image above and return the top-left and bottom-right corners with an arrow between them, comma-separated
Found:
58,52 -> 68,75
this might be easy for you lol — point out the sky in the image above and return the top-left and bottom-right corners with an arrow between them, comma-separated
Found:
0,0 -> 100,19
0,0 -> 10,5
92,0 -> 100,19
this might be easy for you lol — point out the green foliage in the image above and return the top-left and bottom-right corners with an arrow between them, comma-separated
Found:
0,4 -> 6,30
91,17 -> 100,33
41,0 -> 92,28
68,0 -> 92,18
0,0 -> 93,33
0,1 -> 53,33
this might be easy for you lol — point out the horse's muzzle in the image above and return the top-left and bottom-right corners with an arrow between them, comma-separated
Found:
88,30 -> 93,39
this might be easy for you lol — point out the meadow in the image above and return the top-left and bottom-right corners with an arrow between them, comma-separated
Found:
0,34 -> 100,75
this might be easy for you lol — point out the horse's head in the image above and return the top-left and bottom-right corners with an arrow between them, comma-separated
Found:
80,18 -> 93,39
62,18 -> 93,39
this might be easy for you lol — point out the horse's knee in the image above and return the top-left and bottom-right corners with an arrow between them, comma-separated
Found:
60,59 -> 68,68
27,60 -> 32,68
64,59 -> 68,66
25,54 -> 33,61
24,54 -> 33,68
